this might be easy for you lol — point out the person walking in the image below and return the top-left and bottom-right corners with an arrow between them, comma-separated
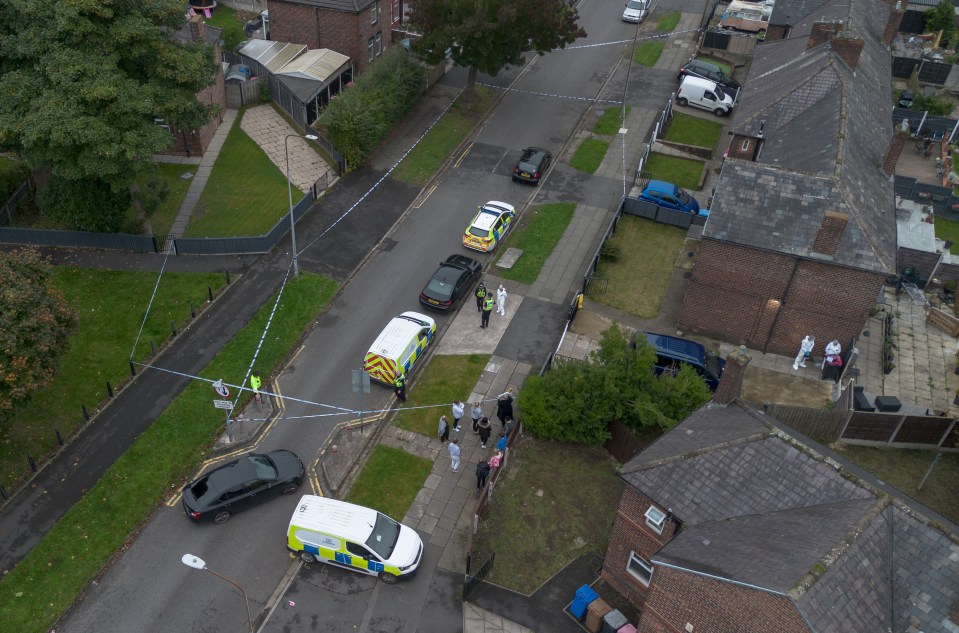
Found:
438,415 -> 450,443
481,294 -> 494,328
495,388 -> 514,425
496,284 -> 507,316
477,416 -> 492,449
471,401 -> 483,434
475,459 -> 491,491
451,400 -> 465,432
394,373 -> 406,402
474,282 -> 487,312
489,449 -> 502,471
250,373 -> 262,404
448,438 -> 461,472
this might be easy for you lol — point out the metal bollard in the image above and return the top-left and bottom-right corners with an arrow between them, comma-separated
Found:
0,485 -> 6,500
190,303 -> 196,319
27,454 -> 36,472
56,429 -> 64,446
226,270 -> 231,285
208,286 -> 213,302
107,381 -> 114,398
129,360 -> 136,377
347,426 -> 352,442
82,404 -> 90,421
170,320 -> 177,337
151,340 -> 156,355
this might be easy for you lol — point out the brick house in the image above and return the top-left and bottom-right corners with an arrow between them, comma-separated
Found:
678,0 -> 901,356
267,0 -> 402,74
601,398 -> 959,632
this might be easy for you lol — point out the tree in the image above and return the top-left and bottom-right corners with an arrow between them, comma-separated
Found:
0,249 -> 77,415
521,325 -> 713,443
925,0 -> 956,39
408,0 -> 586,86
0,0 -> 219,229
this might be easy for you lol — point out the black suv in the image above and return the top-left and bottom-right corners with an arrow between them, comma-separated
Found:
677,59 -> 741,97
512,147 -> 552,185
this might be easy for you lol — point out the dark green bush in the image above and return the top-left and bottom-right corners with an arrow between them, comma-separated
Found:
37,174 -> 131,233
912,92 -> 955,116
0,158 -> 29,200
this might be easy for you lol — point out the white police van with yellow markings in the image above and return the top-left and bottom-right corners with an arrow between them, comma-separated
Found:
287,495 -> 423,583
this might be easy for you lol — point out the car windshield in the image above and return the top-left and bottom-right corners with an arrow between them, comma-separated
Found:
714,85 -> 727,100
627,0 -> 645,8
675,188 -> 691,205
365,513 -> 401,559
704,350 -> 722,380
248,455 -> 278,480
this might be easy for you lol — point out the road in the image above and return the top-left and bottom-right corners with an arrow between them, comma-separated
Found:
55,2 -> 673,630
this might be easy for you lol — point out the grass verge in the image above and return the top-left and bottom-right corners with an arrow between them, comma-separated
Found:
594,106 -> 632,135
394,354 -> 490,437
656,12 -> 681,31
471,439 -> 623,593
662,112 -> 724,149
188,109 -> 304,238
135,163 -> 197,237
391,86 -> 496,186
570,138 -> 610,174
833,445 -> 959,525
934,216 -> 959,255
643,153 -> 705,190
633,41 -> 665,67
593,216 -> 686,317
345,445 -> 433,521
0,269 -> 228,489
496,203 -> 576,284
0,273 -> 339,633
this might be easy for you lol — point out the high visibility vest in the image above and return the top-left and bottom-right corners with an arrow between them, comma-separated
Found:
250,375 -> 262,391
483,296 -> 494,311
476,286 -> 487,298
394,373 -> 405,388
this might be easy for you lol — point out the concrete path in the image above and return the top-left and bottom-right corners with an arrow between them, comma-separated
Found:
240,104 -> 333,193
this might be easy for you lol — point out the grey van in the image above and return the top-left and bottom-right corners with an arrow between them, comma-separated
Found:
632,331 -> 725,391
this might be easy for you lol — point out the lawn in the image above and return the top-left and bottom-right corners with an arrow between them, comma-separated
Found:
656,12 -> 681,31
345,445 -> 433,521
187,109 -> 303,238
0,268 -> 228,489
203,5 -> 247,51
633,41 -> 665,67
496,203 -> 576,284
570,138 -> 610,174
391,86 -> 497,186
643,153 -> 704,190
592,216 -> 686,317
135,163 -> 197,237
0,273 -> 339,633
394,354 -> 490,437
594,106 -> 631,135
471,439 -> 623,594
833,445 -> 959,525
934,216 -> 959,254
662,112 -> 724,149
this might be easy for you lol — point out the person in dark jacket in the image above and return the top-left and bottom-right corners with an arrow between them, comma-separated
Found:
477,416 -> 492,449
474,282 -> 487,312
495,389 -> 514,425
475,460 -> 491,491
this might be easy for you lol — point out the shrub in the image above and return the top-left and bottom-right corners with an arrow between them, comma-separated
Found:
912,92 -> 955,116
37,174 -> 130,233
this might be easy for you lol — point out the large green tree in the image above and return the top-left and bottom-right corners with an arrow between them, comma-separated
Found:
521,325 -> 713,443
0,0 -> 219,230
408,0 -> 586,86
0,249 -> 77,416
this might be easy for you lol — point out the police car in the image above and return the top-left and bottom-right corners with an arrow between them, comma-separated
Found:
462,201 -> 516,252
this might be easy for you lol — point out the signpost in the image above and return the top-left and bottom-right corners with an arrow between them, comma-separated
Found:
213,400 -> 234,410
212,380 -> 234,441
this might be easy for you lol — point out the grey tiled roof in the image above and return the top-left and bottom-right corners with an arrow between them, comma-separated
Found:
768,0 -> 833,26
892,507 -> 959,633
707,0 -> 897,274
270,0 -> 377,13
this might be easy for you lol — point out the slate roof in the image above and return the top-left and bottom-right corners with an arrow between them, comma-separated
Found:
619,401 -> 959,633
704,0 -> 897,274
270,0 -> 377,13
768,0 -> 833,26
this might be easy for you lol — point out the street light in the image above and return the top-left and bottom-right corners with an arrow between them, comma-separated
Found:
285,133 -> 319,277
181,553 -> 254,633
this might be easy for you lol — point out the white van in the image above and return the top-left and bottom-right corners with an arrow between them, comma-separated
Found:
287,495 -> 423,584
677,76 -> 734,116
363,311 -> 436,385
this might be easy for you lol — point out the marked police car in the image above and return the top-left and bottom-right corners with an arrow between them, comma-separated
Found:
462,201 -> 516,252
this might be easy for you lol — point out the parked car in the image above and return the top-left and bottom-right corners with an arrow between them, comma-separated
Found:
898,90 -> 914,108
677,59 -> 741,97
419,255 -> 482,311
622,0 -> 649,23
181,450 -> 305,524
638,180 -> 704,215
463,201 -> 516,252
513,147 -> 552,185
677,76 -> 734,117
631,331 -> 726,391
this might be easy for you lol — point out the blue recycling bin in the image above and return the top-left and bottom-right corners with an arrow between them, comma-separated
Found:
570,584 -> 600,620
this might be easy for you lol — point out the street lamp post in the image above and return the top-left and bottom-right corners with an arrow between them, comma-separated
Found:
181,553 -> 254,633
285,133 -> 319,277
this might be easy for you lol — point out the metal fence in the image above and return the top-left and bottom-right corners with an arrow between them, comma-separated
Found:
1,179 -> 31,227
634,97 -> 674,189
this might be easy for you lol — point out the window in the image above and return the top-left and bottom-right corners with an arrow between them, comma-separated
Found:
368,37 -> 375,61
392,0 -> 399,23
375,32 -> 382,56
627,552 -> 653,586
645,505 -> 666,534
346,541 -> 370,558
370,2 -> 377,23
741,139 -> 751,151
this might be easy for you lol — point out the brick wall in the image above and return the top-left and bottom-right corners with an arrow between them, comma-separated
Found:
764,24 -> 788,41
897,246 -> 942,284
727,134 -> 759,161
159,41 -> 226,158
679,240 -> 884,355
637,565 -> 810,633
268,0 -> 390,74
601,487 -> 679,609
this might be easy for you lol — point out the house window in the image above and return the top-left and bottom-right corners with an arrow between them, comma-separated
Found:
741,139 -> 750,151
368,36 -> 375,61
393,0 -> 399,23
627,551 -> 653,586
645,505 -> 666,534
375,32 -> 382,56
370,2 -> 377,23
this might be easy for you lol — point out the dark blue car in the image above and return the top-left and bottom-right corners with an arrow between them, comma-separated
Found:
639,180 -> 705,215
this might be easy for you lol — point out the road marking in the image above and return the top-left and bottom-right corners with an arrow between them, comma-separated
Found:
454,143 -> 473,169
413,184 -> 436,208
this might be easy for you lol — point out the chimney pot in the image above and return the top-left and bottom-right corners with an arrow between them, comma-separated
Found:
713,346 -> 752,406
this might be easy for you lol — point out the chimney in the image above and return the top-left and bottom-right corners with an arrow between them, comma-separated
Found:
808,21 -> 843,48
883,2 -> 904,45
812,211 -> 849,255
189,14 -> 205,42
713,346 -> 751,406
950,598 -> 959,626
882,122 -> 910,176
831,35 -> 865,69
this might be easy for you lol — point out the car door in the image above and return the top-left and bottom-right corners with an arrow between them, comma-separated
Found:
452,269 -> 471,304
660,193 -> 681,210
345,540 -> 384,575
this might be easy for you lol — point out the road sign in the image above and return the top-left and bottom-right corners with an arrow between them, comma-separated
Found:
213,399 -> 234,410
212,379 -> 230,398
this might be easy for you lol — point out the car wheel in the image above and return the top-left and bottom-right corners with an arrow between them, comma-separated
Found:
300,551 -> 317,563
714,108 -> 727,117
677,97 -> 688,107
214,510 -> 231,524
378,571 -> 399,584
281,482 -> 299,495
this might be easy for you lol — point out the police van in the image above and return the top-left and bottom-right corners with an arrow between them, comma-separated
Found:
287,495 -> 423,584
363,311 -> 436,385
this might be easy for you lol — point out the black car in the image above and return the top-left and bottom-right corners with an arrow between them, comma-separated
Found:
181,450 -> 305,524
419,255 -> 482,311
898,90 -> 914,108
512,147 -> 552,185
677,59 -> 741,97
